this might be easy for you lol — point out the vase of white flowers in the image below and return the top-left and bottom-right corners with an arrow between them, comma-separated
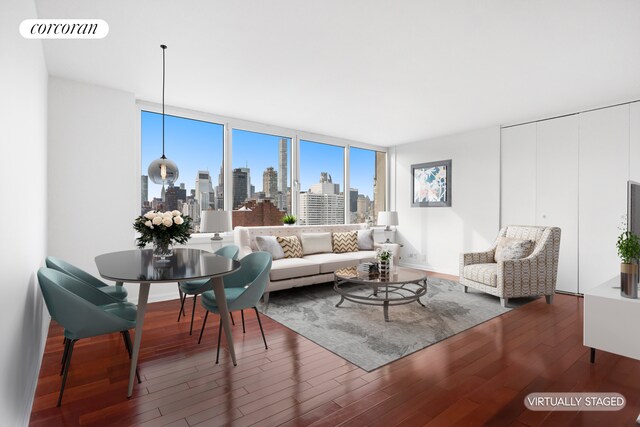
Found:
377,248 -> 392,277
133,210 -> 192,262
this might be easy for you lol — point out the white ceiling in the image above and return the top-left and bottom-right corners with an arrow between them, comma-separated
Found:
35,0 -> 640,146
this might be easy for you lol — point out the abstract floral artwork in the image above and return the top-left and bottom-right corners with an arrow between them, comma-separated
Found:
411,160 -> 452,207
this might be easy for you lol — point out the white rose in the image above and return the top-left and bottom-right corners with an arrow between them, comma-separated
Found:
144,211 -> 156,220
162,212 -> 173,218
145,220 -> 153,228
174,216 -> 184,225
162,217 -> 173,227
152,216 -> 163,225
172,210 -> 181,217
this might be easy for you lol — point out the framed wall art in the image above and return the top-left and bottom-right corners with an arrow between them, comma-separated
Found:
411,159 -> 452,207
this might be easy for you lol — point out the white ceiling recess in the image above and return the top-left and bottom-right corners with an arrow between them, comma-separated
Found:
35,0 -> 640,146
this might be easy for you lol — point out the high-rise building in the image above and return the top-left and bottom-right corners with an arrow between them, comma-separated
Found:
263,167 -> 278,198
349,188 -> 358,213
141,175 -> 148,205
299,172 -> 344,225
238,166 -> 252,199
195,170 -> 214,215
357,194 -> 371,222
215,165 -> 224,210
278,138 -> 287,194
165,185 -> 187,211
373,151 -> 387,221
310,172 -> 340,195
232,168 -> 248,209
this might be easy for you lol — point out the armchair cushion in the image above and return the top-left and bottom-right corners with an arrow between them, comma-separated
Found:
463,263 -> 498,287
495,237 -> 535,262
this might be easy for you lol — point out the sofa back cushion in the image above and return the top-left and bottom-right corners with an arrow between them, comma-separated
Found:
357,229 -> 374,250
301,232 -> 333,255
276,236 -> 303,258
332,231 -> 359,253
256,236 -> 285,260
495,237 -> 535,262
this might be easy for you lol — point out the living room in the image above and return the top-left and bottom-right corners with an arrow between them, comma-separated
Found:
4,0 -> 640,426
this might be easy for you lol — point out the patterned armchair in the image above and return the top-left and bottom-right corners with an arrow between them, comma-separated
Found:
459,225 -> 561,307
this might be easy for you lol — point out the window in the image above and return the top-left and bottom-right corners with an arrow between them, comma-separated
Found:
141,111 -> 223,232
231,129 -> 291,226
299,140 -> 345,225
349,147 -> 386,224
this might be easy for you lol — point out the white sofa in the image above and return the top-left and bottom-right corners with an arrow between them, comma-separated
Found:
234,224 -> 399,301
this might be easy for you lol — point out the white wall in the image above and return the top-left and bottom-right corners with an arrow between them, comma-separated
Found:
48,78 -> 182,303
0,0 -> 49,425
391,127 -> 501,275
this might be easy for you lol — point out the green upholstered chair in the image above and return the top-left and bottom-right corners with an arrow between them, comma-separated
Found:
198,251 -> 272,364
177,245 -> 240,335
37,268 -> 140,406
45,256 -> 128,301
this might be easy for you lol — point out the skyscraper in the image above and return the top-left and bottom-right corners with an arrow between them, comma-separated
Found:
349,188 -> 358,213
263,167 -> 278,198
141,175 -> 148,205
238,166 -> 252,199
278,138 -> 287,193
232,168 -> 248,209
299,172 -> 344,225
195,171 -> 214,221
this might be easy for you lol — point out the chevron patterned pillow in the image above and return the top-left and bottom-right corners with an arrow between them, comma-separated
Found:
332,231 -> 359,253
276,235 -> 303,258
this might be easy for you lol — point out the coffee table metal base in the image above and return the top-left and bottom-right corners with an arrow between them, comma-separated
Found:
334,275 -> 427,322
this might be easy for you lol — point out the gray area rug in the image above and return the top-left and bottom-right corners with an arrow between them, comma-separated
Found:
260,277 -> 533,371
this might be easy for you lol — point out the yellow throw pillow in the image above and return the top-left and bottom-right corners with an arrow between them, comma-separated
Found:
332,231 -> 359,253
276,235 -> 303,258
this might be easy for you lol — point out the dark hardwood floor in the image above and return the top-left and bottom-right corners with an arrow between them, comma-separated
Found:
30,277 -> 640,426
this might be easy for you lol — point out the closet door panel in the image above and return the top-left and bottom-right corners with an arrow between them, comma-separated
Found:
501,124 -> 536,227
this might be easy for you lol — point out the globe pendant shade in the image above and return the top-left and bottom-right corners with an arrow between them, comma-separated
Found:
148,157 -> 179,185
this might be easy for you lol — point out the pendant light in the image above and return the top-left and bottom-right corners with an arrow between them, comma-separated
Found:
148,44 -> 179,186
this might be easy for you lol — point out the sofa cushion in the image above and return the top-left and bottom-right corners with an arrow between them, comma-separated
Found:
270,258 -> 320,281
495,237 -> 534,262
463,263 -> 498,287
301,232 -> 333,255
332,231 -> 359,253
343,250 -> 378,262
256,236 -> 285,260
276,235 -> 303,258
357,229 -> 374,250
302,253 -> 360,274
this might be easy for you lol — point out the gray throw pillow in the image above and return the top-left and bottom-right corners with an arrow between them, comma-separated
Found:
494,237 -> 535,262
256,236 -> 285,260
357,229 -> 374,250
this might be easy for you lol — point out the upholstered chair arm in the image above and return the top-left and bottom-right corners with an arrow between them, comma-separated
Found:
459,249 -> 495,279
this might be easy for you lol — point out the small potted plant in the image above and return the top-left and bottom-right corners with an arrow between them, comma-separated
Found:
617,226 -> 640,298
282,214 -> 297,226
134,210 -> 193,262
376,248 -> 392,276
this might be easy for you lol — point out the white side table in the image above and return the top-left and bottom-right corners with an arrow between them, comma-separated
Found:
584,276 -> 640,363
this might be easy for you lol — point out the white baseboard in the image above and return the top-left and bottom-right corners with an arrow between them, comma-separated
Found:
398,261 -> 458,277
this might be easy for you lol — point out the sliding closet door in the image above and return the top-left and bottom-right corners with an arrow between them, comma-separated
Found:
631,102 -> 640,182
501,124 -> 536,227
536,115 -> 579,293
579,105 -> 630,293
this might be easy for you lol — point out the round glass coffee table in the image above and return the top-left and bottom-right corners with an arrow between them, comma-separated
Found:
334,266 -> 428,321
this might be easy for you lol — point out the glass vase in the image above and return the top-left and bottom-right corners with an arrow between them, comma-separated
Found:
153,237 -> 173,262
379,259 -> 390,277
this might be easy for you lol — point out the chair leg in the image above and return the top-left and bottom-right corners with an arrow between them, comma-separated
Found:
500,297 -> 508,308
262,292 -> 270,304
122,331 -> 142,384
463,286 -> 468,293
177,293 -> 187,322
215,319 -> 223,364
254,307 -> 268,350
545,294 -> 554,304
198,311 -> 209,344
241,309 -> 245,334
189,294 -> 198,335
60,338 -> 71,375
230,311 -> 235,326
57,339 -> 76,407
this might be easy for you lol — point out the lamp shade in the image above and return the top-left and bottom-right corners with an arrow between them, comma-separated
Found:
200,210 -> 232,233
378,211 -> 399,227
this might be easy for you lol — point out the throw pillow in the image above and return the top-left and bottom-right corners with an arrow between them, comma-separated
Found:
332,231 -> 359,253
495,237 -> 535,262
256,236 -> 285,260
357,229 -> 374,250
276,235 -> 303,258
300,232 -> 333,255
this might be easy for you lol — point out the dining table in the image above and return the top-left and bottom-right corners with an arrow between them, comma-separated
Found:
95,248 -> 241,397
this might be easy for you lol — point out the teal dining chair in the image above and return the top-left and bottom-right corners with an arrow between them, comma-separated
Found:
37,268 -> 140,406
45,256 -> 128,301
177,245 -> 240,335
197,251 -> 272,364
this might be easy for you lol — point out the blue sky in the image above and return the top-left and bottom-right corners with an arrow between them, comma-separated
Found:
141,111 -> 377,201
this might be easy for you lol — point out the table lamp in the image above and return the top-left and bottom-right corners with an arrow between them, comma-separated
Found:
200,210 -> 232,240
378,211 -> 398,243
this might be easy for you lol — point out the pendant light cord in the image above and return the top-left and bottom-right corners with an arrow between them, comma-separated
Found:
161,44 -> 167,159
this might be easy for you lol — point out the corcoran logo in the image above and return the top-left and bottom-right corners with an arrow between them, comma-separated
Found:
19,19 -> 108,39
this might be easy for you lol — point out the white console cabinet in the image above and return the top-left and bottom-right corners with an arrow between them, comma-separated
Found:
584,277 -> 640,362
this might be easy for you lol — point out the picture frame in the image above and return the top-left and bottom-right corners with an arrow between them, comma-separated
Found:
411,159 -> 452,207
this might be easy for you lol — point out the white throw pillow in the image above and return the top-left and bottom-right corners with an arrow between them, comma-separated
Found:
494,237 -> 535,262
256,236 -> 285,260
300,232 -> 333,255
357,229 -> 374,250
